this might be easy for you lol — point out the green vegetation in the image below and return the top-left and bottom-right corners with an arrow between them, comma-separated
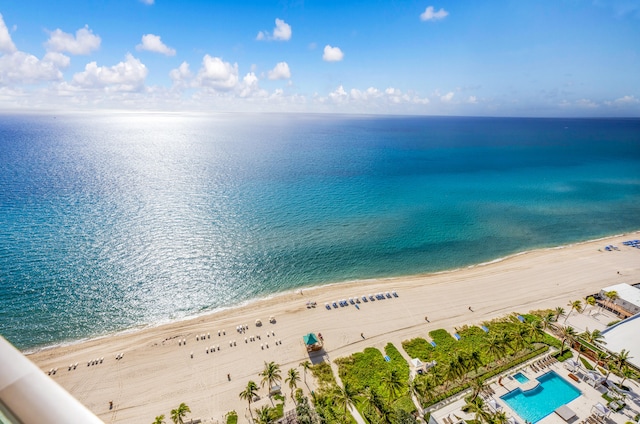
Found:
170,403 -> 190,424
225,411 -> 238,424
335,344 -> 415,422
310,361 -> 335,386
402,312 -> 559,408
580,357 -> 594,370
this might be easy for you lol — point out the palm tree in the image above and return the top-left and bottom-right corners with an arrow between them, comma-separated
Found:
467,348 -> 484,377
468,377 -> 488,402
153,415 -> 165,424
285,368 -> 301,400
260,361 -> 283,395
239,380 -> 259,419
359,386 -> 383,421
381,369 -> 404,401
613,349 -> 632,373
332,382 -> 358,423
585,296 -> 596,312
525,319 -> 545,343
254,405 -> 275,424
300,360 -> 312,385
605,290 -> 619,312
564,300 -> 582,323
554,306 -> 565,322
463,396 -> 490,423
170,403 -> 190,424
484,333 -> 507,367
492,410 -> 509,424
619,365 -> 637,388
595,350 -> 609,368
582,328 -> 606,346
558,326 -> 577,356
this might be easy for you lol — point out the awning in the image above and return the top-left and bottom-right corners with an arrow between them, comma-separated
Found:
303,333 -> 319,345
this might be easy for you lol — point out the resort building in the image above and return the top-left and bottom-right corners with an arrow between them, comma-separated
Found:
598,283 -> 640,317
600,312 -> 640,372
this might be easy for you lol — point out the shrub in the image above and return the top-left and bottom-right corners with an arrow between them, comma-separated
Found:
225,410 -> 238,424
311,361 -> 336,386
580,357 -> 594,370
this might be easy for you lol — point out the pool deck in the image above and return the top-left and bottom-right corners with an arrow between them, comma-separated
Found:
428,354 -> 640,424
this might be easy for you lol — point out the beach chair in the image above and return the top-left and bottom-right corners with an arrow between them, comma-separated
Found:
392,291 -> 398,297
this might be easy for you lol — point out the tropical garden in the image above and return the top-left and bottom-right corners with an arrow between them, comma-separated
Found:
161,294 -> 637,424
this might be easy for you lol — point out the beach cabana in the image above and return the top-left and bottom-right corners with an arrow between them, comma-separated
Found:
411,358 -> 426,373
591,403 -> 610,419
563,358 -> 579,372
487,399 -> 502,412
303,333 -> 323,352
583,371 -> 605,387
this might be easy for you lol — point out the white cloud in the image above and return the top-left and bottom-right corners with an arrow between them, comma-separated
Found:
0,51 -> 69,85
256,18 -> 292,41
195,55 -> 239,91
268,62 -> 291,80
0,14 -> 17,53
140,0 -> 154,4
576,98 -> 597,108
467,95 -> 478,104
323,45 -> 344,62
71,53 -> 148,92
239,72 -> 267,98
614,95 -> 639,104
45,26 -> 101,55
273,18 -> 292,41
440,91 -> 454,102
319,85 -> 429,110
136,34 -> 176,56
420,6 -> 449,21
169,61 -> 192,89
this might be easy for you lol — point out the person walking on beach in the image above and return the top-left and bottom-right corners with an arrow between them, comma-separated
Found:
360,333 -> 365,339
468,306 -> 474,312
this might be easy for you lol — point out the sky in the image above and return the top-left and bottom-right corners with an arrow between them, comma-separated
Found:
0,0 -> 639,117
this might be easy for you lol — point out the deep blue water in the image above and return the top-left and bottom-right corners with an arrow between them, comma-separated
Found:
1,114 -> 639,350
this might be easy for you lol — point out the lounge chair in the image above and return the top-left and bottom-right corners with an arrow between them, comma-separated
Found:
392,291 -> 398,297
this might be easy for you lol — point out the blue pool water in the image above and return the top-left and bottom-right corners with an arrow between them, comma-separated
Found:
513,372 -> 529,383
501,371 -> 581,423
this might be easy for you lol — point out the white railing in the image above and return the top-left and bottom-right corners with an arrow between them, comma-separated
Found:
0,336 -> 103,423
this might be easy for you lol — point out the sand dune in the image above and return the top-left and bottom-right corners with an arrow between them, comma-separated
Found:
28,232 -> 640,423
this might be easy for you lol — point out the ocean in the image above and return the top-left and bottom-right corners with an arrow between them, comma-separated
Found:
1,113 -> 639,351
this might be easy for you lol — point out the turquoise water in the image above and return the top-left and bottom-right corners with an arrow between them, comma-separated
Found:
1,114 -> 639,350
501,371 -> 581,423
513,372 -> 529,383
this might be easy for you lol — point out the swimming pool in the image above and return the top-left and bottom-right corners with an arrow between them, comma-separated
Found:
501,371 -> 581,423
513,372 -> 529,383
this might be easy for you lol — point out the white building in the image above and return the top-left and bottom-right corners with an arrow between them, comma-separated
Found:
599,283 -> 640,316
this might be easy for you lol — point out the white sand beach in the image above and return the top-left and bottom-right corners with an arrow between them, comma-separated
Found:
28,232 -> 640,423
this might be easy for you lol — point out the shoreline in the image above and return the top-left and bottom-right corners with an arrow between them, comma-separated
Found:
22,230 -> 637,355
26,231 -> 640,423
